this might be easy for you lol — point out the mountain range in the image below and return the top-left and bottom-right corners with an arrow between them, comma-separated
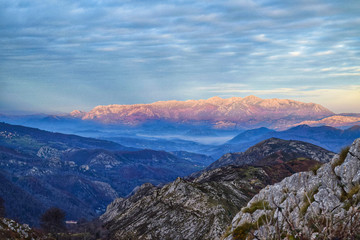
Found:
64,96 -> 360,130
207,124 -> 360,158
71,96 -> 337,129
1,96 -> 359,157
1,97 -> 359,144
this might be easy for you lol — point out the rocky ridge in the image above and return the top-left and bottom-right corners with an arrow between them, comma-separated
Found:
224,138 -> 360,240
100,139 -> 333,240
101,163 -> 318,240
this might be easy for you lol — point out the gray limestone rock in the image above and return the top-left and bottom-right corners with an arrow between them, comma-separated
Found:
224,138 -> 360,240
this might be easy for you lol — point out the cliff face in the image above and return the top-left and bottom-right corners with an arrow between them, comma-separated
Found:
224,138 -> 360,240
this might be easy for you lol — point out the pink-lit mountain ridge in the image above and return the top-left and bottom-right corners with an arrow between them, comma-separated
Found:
70,96 -> 358,129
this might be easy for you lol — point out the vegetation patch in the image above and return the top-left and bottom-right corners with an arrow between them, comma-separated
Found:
311,164 -> 322,175
242,200 -> 271,214
223,225 -> 232,238
243,166 -> 264,180
347,184 -> 360,198
232,212 -> 274,240
300,186 -> 319,216
282,187 -> 289,194
233,222 -> 253,240
341,184 -> 360,210
332,146 -> 350,170
255,213 -> 270,228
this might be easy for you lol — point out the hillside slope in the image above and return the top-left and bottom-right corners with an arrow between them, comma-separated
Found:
0,123 -> 206,226
0,122 -> 133,154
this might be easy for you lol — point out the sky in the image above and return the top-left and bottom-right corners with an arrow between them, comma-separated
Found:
0,0 -> 359,114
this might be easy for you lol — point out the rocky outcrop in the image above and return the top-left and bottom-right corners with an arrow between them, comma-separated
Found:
37,146 -> 63,160
101,157 -> 323,240
224,138 -> 360,240
0,217 -> 45,239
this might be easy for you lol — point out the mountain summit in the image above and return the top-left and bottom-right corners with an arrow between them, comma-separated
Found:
71,96 -> 334,129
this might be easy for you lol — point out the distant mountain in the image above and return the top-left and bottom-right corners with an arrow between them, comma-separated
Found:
0,123 -> 208,226
228,127 -> 275,144
102,136 -> 213,154
0,122 -> 134,154
1,97 -> 359,141
208,125 -> 360,158
170,151 -> 214,166
292,115 -> 360,128
101,139 -> 326,240
72,96 -> 334,129
203,138 -> 334,173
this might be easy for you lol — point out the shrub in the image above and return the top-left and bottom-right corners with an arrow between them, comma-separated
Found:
242,200 -> 270,214
342,184 -> 360,210
300,186 -> 319,216
233,222 -> 253,240
332,146 -> 350,170
311,164 -> 322,175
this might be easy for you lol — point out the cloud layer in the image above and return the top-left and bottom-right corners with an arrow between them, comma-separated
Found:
0,0 -> 359,113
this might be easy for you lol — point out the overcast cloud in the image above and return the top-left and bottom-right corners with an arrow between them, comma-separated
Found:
0,0 -> 359,113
